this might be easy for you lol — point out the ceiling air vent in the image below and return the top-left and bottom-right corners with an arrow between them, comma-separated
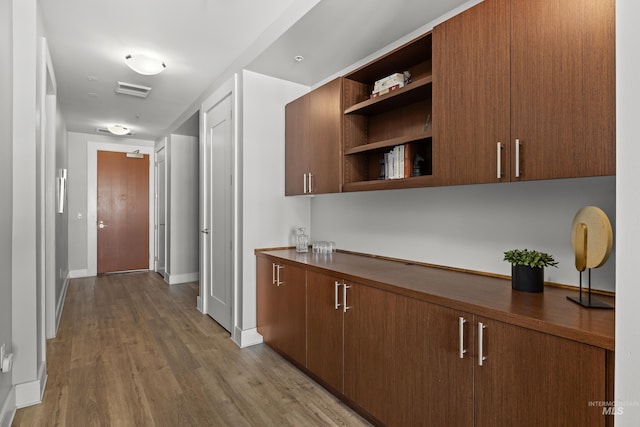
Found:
115,81 -> 152,98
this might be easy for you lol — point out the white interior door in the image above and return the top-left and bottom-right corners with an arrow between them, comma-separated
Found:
155,146 -> 166,276
202,94 -> 232,331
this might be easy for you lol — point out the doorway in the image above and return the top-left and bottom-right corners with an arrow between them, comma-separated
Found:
201,90 -> 233,332
86,142 -> 155,277
96,150 -> 149,274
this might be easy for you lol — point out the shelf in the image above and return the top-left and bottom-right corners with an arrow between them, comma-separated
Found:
345,133 -> 432,155
342,175 -> 435,192
344,77 -> 432,116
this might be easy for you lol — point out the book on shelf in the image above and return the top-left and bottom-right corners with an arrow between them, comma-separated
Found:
383,145 -> 413,179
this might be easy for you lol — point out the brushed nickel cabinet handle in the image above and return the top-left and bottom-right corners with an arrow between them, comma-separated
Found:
334,281 -> 341,310
478,322 -> 486,366
343,284 -> 351,313
303,173 -> 307,194
272,263 -> 276,285
276,265 -> 283,287
497,142 -> 503,179
459,317 -> 467,359
515,139 -> 521,178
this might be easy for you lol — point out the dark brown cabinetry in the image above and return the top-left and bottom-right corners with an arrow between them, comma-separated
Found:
342,33 -> 434,192
256,249 -> 614,427
256,256 -> 306,366
285,78 -> 343,196
471,316 -> 608,427
306,270 -> 344,393
433,0 -> 615,185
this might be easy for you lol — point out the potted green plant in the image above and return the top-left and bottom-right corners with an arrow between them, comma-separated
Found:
503,249 -> 558,292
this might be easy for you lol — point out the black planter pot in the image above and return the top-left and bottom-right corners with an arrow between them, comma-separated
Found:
511,265 -> 544,293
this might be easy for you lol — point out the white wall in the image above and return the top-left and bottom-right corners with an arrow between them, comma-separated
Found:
11,0 -> 44,408
67,132 -> 155,276
0,0 -> 15,422
615,0 -> 640,423
166,134 -> 199,283
238,70 -> 310,343
312,176 -> 616,291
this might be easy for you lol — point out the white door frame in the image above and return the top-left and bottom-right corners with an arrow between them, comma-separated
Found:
154,143 -> 166,277
39,37 -> 57,341
86,142 -> 155,277
199,75 -> 239,339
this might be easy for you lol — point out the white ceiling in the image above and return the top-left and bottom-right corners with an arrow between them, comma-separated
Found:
40,0 -> 469,141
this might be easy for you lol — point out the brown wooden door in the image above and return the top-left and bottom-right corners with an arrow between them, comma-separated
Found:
306,271 -> 344,393
97,150 -> 149,274
285,94 -> 310,196
308,77 -> 342,194
510,0 -> 615,180
432,0 -> 511,185
393,297 -> 474,427
274,262 -> 307,366
343,282 -> 396,425
474,318 -> 607,427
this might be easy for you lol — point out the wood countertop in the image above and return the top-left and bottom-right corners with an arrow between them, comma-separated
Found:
256,248 -> 615,351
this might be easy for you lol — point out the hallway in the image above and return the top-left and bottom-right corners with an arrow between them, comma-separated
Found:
12,273 -> 369,426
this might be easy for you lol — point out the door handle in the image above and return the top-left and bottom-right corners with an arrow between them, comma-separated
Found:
201,228 -> 209,234
98,220 -> 107,229
334,281 -> 341,310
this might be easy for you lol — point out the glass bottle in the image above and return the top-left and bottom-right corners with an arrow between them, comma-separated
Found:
296,227 -> 309,253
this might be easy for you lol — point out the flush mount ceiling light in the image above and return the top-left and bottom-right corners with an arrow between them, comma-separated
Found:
294,55 -> 304,62
107,124 -> 131,136
125,54 -> 166,75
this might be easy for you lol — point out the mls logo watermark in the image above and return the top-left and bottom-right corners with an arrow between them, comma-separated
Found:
589,400 -> 638,416
602,406 -> 624,416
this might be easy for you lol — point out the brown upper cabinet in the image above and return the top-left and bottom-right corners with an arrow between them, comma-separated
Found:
433,0 -> 616,185
342,33 -> 435,192
285,77 -> 343,196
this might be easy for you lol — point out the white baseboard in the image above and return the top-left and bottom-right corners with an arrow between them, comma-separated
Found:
15,362 -> 46,409
233,327 -> 263,348
55,274 -> 70,336
0,386 -> 16,427
197,296 -> 203,313
68,269 -> 90,279
166,272 -> 199,285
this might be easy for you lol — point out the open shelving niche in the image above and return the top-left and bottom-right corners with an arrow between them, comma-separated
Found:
342,32 -> 434,192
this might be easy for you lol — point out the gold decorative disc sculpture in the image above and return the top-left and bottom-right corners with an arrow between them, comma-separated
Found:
568,206 -> 613,308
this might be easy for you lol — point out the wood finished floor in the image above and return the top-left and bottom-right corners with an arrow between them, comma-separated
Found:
13,272 -> 370,427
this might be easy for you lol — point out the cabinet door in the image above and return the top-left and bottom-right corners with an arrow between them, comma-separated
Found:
274,262 -> 307,366
393,297 -> 474,427
344,282 -> 396,425
285,94 -> 310,196
256,256 -> 276,346
510,0 -> 615,180
474,318 -> 608,427
432,0 -> 511,185
309,78 -> 343,194
306,270 -> 344,392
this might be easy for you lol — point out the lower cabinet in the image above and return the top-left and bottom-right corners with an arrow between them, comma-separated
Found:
471,316 -> 607,427
257,254 -> 611,426
256,256 -> 306,366
306,270 -> 344,393
343,281 -> 397,424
